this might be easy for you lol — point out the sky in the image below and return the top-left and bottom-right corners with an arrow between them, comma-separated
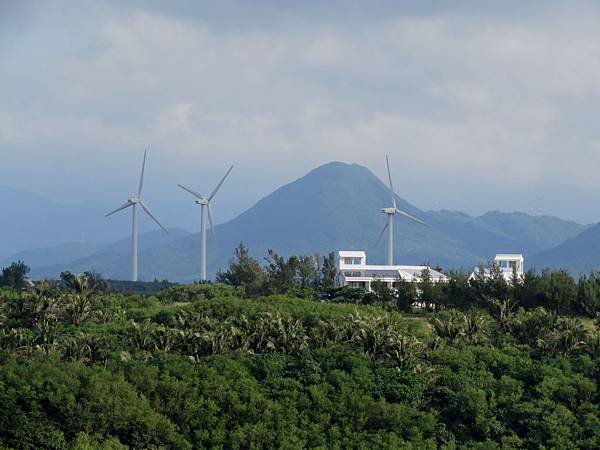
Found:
2,0 -> 600,224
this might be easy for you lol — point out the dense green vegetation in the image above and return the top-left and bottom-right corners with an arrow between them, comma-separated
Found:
2,257 -> 600,448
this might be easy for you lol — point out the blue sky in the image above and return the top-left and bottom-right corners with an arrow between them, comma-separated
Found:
2,0 -> 600,223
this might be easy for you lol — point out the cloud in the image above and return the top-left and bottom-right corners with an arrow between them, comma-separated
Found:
2,1 -> 600,222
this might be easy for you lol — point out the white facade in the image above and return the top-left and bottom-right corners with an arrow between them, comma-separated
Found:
337,250 -> 448,291
471,254 -> 525,282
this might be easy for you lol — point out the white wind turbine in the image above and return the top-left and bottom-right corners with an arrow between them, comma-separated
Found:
178,165 -> 233,281
376,155 -> 429,265
105,150 -> 168,282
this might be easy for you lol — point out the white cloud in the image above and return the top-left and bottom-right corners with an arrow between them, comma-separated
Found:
2,2 -> 600,221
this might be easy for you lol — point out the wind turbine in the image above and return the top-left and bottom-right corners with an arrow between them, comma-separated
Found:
178,164 -> 233,281
376,155 -> 429,266
105,150 -> 168,282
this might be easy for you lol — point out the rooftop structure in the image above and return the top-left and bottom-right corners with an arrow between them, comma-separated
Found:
337,250 -> 447,291
471,254 -> 524,282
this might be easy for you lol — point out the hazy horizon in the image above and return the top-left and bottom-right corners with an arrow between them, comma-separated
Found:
0,157 -> 591,229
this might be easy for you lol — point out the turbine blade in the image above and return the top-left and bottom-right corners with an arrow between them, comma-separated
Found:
105,201 -> 133,217
386,155 -> 396,209
396,209 -> 429,226
375,222 -> 389,246
207,203 -> 216,242
138,149 -> 147,197
140,201 -> 168,233
208,164 -> 233,201
177,184 -> 204,200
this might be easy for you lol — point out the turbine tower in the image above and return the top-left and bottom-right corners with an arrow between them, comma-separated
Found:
105,150 -> 168,282
178,165 -> 233,281
376,155 -> 428,265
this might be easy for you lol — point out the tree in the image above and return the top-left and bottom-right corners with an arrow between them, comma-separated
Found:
0,261 -> 31,289
419,268 -> 441,310
469,261 -> 510,309
393,276 -> 418,312
60,271 -> 107,295
577,273 -> 600,316
296,255 -> 318,288
320,252 -> 338,291
264,250 -> 300,295
366,277 -> 395,307
538,269 -> 577,314
216,242 -> 265,296
517,268 -> 542,310
439,270 -> 473,310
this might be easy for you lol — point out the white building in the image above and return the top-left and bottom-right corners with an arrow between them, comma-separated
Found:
337,250 -> 448,291
471,254 -> 525,282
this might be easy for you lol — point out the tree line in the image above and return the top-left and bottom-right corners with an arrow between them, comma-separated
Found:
216,242 -> 337,297
4,243 -> 600,319
215,243 -> 600,317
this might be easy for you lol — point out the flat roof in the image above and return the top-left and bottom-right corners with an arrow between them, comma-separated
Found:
338,251 -> 366,257
363,269 -> 403,277
495,254 -> 524,259
343,265 -> 447,280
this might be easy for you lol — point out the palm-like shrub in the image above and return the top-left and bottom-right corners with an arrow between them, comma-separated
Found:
430,309 -> 490,346
536,316 -> 588,356
59,332 -> 112,366
62,293 -> 93,326
430,310 -> 465,343
0,328 -> 35,355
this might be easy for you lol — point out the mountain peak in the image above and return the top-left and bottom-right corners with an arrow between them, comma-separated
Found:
299,161 -> 377,181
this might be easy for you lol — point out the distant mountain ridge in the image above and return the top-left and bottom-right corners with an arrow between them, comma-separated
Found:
529,223 -> 600,274
0,186 -> 161,257
427,209 -> 588,258
0,185 -> 202,259
27,162 -> 591,281
1,242 -> 106,270
31,228 -> 191,279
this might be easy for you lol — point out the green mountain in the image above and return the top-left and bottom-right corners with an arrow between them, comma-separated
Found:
31,162 -> 587,282
427,209 -> 588,258
32,228 -> 191,279
529,223 -> 600,274
477,211 -> 588,253
0,186 -> 201,260
1,241 -> 106,270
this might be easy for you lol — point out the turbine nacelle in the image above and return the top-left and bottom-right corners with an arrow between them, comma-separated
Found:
195,197 -> 209,205
381,207 -> 396,214
128,196 -> 141,204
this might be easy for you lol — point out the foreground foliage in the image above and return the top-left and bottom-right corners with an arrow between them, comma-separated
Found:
0,282 -> 600,449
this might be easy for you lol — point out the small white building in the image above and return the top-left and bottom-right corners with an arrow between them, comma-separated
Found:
471,254 -> 525,282
337,251 -> 448,291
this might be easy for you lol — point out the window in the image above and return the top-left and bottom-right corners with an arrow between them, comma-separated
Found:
348,281 -> 367,289
344,271 -> 361,278
508,260 -> 517,270
499,260 -> 509,268
343,257 -> 362,265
